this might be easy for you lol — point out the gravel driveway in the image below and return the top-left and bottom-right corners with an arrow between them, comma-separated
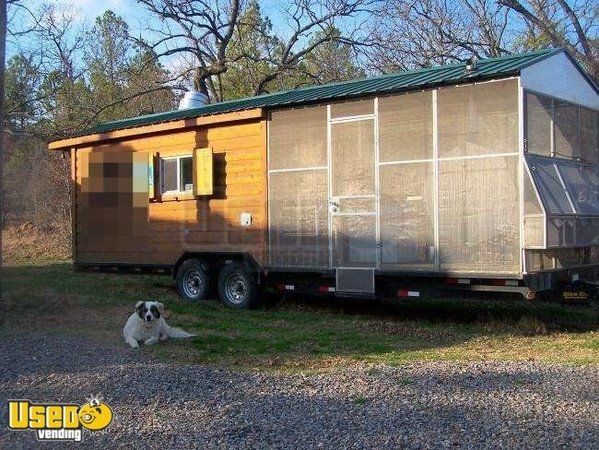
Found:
1,331 -> 597,449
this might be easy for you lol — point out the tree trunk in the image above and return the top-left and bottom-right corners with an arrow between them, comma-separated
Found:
0,0 -> 7,323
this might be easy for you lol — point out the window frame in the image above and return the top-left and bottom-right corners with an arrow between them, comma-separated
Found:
160,154 -> 193,195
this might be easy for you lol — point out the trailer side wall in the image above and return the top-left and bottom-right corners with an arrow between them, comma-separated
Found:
74,118 -> 268,266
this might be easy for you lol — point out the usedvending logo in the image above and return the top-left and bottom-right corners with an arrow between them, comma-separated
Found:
8,395 -> 113,442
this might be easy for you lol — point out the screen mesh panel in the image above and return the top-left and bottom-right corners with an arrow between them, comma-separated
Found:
269,170 -> 329,267
380,162 -> 434,267
525,92 -> 552,156
557,161 -> 599,215
331,120 -> 375,197
525,250 -> 555,272
330,98 -> 374,118
577,218 -> 599,246
580,107 -> 598,164
524,216 -> 545,248
332,215 -> 377,267
438,155 -> 519,273
336,268 -> 375,294
338,197 -> 376,214
524,169 -> 543,215
438,79 -> 518,158
527,156 -> 574,214
268,106 -> 327,170
379,91 -> 433,162
547,217 -> 576,247
523,168 -> 544,248
554,99 -> 580,159
525,92 -> 598,164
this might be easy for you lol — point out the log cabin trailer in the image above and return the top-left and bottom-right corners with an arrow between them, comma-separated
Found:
49,49 -> 599,308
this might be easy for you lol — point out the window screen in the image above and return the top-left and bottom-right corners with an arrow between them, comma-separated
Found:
525,92 -> 599,164
554,99 -> 580,159
269,170 -> 329,267
330,98 -> 374,118
380,162 -> 434,267
437,79 -> 518,157
331,120 -> 375,197
527,156 -> 574,214
578,218 -> 599,246
525,92 -> 552,156
378,91 -> 432,162
557,162 -> 599,215
268,106 -> 327,170
162,159 -> 178,192
527,155 -> 599,216
438,155 -> 520,273
180,157 -> 193,192
580,107 -> 598,164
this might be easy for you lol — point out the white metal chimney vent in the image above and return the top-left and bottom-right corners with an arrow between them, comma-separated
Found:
178,91 -> 209,110
465,56 -> 477,74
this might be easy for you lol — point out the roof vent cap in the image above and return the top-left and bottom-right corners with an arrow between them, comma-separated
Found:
465,56 -> 478,74
178,91 -> 209,110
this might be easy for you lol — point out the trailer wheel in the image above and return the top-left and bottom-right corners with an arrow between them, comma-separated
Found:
218,262 -> 259,309
176,258 -> 210,302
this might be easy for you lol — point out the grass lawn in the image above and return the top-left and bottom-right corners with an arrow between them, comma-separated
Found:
2,259 -> 598,371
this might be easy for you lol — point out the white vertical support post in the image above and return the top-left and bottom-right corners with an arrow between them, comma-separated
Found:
550,98 -> 556,157
374,96 -> 381,269
327,104 -> 333,269
432,89 -> 440,270
518,78 -> 526,275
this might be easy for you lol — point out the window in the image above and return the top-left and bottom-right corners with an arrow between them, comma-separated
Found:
526,154 -> 599,216
161,156 -> 193,194
525,92 -> 599,163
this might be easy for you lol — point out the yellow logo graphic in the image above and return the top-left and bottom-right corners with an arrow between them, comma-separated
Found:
8,395 -> 113,442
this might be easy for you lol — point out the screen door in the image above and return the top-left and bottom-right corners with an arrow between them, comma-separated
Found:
330,118 -> 377,293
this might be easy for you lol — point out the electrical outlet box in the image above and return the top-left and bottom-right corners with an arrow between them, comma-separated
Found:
240,212 -> 252,227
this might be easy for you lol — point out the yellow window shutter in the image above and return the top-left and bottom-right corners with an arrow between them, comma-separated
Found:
150,153 -> 161,201
194,147 -> 213,196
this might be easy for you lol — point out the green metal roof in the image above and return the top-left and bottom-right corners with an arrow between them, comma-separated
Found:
77,48 -> 579,137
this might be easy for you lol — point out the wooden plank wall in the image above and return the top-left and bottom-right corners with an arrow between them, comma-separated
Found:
74,119 -> 268,266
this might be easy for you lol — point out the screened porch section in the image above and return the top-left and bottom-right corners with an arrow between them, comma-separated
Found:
523,91 -> 599,249
267,78 -> 522,275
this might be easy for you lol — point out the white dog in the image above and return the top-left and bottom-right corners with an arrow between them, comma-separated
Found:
123,301 -> 196,348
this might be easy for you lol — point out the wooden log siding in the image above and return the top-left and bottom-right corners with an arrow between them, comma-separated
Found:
72,117 -> 268,266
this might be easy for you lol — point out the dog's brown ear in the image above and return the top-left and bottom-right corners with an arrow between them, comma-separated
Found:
156,302 -> 170,319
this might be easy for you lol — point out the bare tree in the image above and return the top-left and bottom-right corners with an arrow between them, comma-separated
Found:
1,0 -> 8,312
366,0 -> 513,72
251,0 -> 372,95
137,0 -> 373,100
136,0 -> 242,99
365,0 -> 597,78
35,3 -> 86,81
498,0 -> 598,80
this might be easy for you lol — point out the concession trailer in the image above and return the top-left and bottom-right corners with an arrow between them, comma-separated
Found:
49,49 -> 599,307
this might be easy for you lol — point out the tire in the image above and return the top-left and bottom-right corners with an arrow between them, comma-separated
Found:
176,258 -> 210,302
217,262 -> 259,309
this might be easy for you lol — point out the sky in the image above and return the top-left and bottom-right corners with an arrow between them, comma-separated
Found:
70,0 -> 134,20
7,0 -> 301,70
62,0 -> 289,39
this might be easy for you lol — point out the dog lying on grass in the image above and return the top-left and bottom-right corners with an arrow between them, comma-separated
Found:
123,301 -> 196,348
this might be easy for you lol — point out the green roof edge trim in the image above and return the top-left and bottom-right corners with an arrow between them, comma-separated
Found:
72,48 -> 587,139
